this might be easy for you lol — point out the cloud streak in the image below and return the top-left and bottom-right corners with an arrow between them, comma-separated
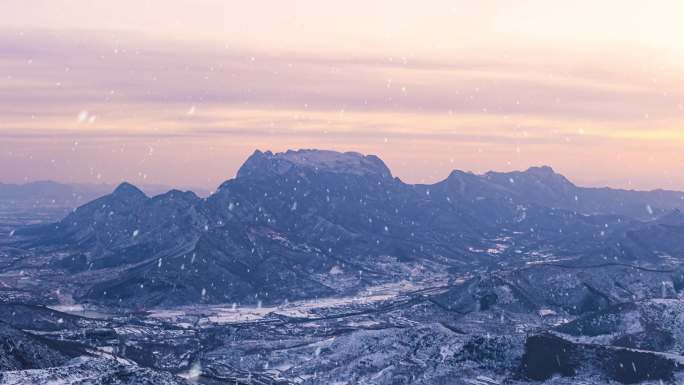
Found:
3,31 -> 682,121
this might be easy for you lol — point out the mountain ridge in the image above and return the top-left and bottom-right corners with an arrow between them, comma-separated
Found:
9,149 -> 684,308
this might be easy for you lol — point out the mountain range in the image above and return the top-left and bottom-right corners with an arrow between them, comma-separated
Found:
4,149 -> 684,384
9,149 -> 684,308
0,180 -> 211,208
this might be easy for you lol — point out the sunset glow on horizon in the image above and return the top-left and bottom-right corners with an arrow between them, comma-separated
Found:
2,1 -> 684,190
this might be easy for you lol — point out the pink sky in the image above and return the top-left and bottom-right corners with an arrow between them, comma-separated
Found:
1,1 -> 684,190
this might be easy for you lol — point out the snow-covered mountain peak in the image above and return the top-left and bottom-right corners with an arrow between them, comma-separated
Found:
236,149 -> 392,179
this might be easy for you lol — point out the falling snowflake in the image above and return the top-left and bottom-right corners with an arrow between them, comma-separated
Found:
77,110 -> 88,123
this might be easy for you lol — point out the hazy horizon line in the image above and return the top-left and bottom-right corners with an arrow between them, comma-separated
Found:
4,148 -> 683,194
